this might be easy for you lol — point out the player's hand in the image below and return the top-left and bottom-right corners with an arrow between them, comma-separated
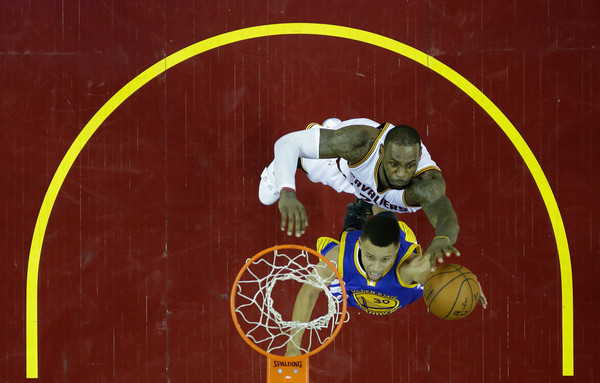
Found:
424,236 -> 460,271
278,189 -> 308,237
404,252 -> 429,271
478,282 -> 487,309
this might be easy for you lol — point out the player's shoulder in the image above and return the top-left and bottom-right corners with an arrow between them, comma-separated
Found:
397,221 -> 418,244
414,168 -> 443,180
326,124 -> 379,142
409,169 -> 446,195
320,125 -> 380,163
405,169 -> 447,205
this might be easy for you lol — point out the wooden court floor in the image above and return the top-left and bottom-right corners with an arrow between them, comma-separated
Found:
1,1 -> 599,382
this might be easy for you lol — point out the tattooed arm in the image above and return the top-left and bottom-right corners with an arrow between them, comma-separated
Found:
318,125 -> 378,164
404,170 -> 461,270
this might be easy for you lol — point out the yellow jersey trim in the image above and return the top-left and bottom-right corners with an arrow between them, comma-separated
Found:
396,221 -> 421,287
398,221 -> 417,244
415,165 -> 440,177
396,243 -> 422,288
316,236 -> 339,254
338,232 -> 349,279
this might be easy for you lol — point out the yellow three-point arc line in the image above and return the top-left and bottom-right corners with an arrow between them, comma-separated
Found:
25,23 -> 573,378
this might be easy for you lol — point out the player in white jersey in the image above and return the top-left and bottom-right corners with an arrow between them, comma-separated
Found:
299,119 -> 440,214
259,117 -> 460,269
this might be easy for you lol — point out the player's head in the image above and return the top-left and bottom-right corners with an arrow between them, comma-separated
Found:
358,213 -> 400,281
378,125 -> 422,189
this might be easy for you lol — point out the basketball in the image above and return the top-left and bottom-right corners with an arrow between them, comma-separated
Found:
423,264 -> 480,320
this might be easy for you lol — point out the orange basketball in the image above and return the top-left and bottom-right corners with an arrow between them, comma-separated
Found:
423,264 -> 480,320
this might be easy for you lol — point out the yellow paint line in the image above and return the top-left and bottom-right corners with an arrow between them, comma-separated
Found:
26,23 -> 573,378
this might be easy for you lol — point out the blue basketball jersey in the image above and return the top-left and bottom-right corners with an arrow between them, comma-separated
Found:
323,222 -> 424,315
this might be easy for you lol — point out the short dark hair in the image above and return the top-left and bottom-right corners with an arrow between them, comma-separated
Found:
383,125 -> 421,147
360,213 -> 400,247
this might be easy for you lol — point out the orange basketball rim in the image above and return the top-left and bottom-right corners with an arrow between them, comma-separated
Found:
230,244 -> 348,383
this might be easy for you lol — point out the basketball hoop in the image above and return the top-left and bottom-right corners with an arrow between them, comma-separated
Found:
230,244 -> 347,383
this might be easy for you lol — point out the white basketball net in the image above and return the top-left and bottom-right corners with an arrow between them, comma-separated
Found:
233,249 -> 347,355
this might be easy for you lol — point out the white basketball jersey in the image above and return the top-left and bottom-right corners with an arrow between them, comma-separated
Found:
347,122 -> 440,213
301,118 -> 440,213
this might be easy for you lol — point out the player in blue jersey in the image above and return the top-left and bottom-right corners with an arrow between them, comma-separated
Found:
285,212 -> 487,357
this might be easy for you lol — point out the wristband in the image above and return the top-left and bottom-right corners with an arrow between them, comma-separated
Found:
281,187 -> 296,193
433,235 -> 451,242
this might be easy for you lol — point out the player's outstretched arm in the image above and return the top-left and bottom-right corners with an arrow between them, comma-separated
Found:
285,282 -> 322,357
278,189 -> 308,237
273,128 -> 319,237
401,252 -> 432,285
405,170 -> 460,270
285,245 -> 339,356
274,125 -> 376,236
